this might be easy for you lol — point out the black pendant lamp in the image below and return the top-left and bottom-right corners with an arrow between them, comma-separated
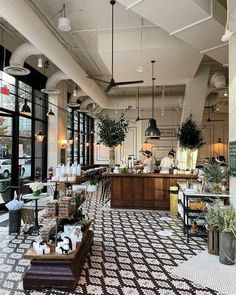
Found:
46,108 -> 55,117
145,60 -> 160,139
20,99 -> 31,115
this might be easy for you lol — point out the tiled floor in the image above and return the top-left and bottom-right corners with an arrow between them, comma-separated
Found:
0,192 -> 220,295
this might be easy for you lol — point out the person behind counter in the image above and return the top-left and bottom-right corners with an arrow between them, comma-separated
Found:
159,151 -> 175,174
135,150 -> 155,173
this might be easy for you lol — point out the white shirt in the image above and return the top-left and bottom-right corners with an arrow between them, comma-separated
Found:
160,156 -> 174,174
143,157 -> 155,173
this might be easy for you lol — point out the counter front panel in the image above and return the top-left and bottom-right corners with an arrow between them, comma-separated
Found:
110,173 -> 197,210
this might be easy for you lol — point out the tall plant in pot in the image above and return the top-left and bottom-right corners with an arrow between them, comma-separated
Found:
177,114 -> 205,170
97,113 -> 129,169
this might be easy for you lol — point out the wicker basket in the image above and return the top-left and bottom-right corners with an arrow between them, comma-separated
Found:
189,200 -> 206,211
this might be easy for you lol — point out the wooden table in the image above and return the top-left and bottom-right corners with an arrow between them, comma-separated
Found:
23,229 -> 94,291
109,173 -> 197,210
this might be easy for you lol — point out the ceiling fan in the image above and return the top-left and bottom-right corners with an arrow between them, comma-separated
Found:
89,0 -> 144,92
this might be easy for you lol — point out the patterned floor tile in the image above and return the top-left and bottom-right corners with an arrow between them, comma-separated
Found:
0,188 -> 220,295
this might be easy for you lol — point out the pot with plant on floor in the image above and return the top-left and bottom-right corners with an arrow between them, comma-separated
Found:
218,204 -> 236,265
97,113 -> 129,170
205,200 -> 224,255
87,179 -> 98,192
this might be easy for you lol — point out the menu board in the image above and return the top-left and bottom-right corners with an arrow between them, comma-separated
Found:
229,141 -> 236,176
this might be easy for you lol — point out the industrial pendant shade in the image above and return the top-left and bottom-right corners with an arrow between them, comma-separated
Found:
47,109 -> 55,117
20,99 -> 31,115
145,60 -> 160,139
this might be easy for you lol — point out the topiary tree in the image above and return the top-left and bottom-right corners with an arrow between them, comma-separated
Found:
97,113 -> 129,168
177,114 -> 205,150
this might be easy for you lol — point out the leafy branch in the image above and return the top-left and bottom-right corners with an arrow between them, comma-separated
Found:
97,113 -> 129,148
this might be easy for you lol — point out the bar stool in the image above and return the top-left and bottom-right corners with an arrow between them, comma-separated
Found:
100,174 -> 111,204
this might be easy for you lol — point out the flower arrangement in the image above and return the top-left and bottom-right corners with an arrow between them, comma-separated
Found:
29,182 -> 44,196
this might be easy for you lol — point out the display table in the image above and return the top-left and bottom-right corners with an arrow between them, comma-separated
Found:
177,181 -> 229,242
109,173 -> 197,210
23,229 -> 94,291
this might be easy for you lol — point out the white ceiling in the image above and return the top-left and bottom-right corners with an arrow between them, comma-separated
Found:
0,0 -> 230,106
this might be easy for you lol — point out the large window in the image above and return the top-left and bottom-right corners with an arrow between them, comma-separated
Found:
67,108 -> 94,165
0,69 -> 47,203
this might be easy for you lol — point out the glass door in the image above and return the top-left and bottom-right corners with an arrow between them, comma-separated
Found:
0,113 -> 13,204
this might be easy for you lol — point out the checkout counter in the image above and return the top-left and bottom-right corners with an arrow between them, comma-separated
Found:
108,172 -> 197,210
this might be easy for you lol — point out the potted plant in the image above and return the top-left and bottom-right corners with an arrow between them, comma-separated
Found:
205,202 -> 236,265
205,200 -> 224,255
177,114 -> 205,170
97,113 -> 129,169
218,204 -> 236,265
203,163 -> 229,193
87,179 -> 98,192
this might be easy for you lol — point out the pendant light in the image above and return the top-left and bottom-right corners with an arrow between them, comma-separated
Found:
47,109 -> 55,117
145,60 -> 160,139
35,131 -> 45,142
20,99 -> 31,115
58,4 -> 71,32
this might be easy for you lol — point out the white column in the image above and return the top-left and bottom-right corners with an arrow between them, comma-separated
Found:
47,81 -> 67,170
229,35 -> 236,205
176,64 -> 210,169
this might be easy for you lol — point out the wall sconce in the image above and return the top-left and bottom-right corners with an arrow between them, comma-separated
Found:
35,131 -> 45,142
68,137 -> 74,145
60,138 -> 74,148
86,142 -> 90,147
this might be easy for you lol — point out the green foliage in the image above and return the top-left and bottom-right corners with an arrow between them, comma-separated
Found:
89,179 -> 98,185
205,200 -> 224,230
177,114 -> 205,150
205,202 -> 236,237
97,113 -> 129,148
203,163 -> 229,184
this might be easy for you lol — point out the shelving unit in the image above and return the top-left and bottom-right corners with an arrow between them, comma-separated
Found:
178,182 -> 229,243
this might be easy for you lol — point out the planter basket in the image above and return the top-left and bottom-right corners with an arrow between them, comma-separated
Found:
208,228 -> 219,255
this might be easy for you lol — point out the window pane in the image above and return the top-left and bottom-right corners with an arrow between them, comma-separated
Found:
0,116 -> 12,136
0,138 -> 12,159
19,116 -> 32,137
35,158 -> 44,181
1,71 -> 16,86
0,93 -> 15,111
19,138 -> 31,158
18,81 -> 32,93
19,158 -> 31,179
34,90 -> 45,120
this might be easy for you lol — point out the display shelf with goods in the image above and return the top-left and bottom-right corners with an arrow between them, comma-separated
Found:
23,188 -> 93,291
177,182 -> 229,243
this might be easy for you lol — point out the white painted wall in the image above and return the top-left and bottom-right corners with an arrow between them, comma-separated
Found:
229,34 -> 236,206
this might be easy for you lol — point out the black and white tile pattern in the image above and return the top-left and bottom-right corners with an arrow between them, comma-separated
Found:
0,192 -> 219,295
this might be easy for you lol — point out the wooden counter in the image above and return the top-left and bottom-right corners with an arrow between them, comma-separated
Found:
109,173 -> 197,210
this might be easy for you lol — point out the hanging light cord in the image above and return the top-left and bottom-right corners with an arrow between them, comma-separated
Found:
171,108 -> 174,149
151,60 -> 155,118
